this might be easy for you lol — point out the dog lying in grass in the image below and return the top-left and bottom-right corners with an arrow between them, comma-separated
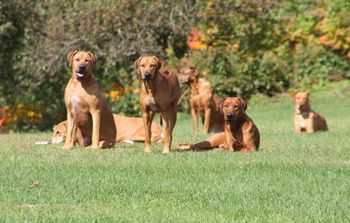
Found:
177,97 -> 260,152
293,92 -> 328,133
36,114 -> 163,145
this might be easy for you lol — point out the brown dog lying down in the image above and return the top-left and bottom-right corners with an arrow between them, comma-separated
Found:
64,50 -> 116,149
293,92 -> 328,133
177,67 -> 224,134
177,97 -> 260,152
48,114 -> 163,145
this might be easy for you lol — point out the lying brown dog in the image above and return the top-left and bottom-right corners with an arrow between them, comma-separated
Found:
64,50 -> 116,149
177,67 -> 224,133
134,55 -> 181,153
293,92 -> 328,133
177,97 -> 260,152
50,114 -> 163,145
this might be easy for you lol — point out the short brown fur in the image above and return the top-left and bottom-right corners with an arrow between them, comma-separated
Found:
134,55 -> 181,153
177,67 -> 224,133
293,92 -> 328,133
177,97 -> 259,152
64,50 -> 116,149
50,114 -> 162,145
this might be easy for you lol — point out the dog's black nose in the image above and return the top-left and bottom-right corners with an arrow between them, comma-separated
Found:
226,112 -> 234,120
143,72 -> 152,80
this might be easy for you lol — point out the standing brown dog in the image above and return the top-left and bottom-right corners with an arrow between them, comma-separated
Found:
64,50 -> 116,149
177,67 -> 224,133
134,56 -> 181,153
293,92 -> 328,133
177,97 -> 260,152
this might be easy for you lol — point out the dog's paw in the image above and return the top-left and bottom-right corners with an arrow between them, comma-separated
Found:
176,144 -> 192,151
63,145 -> 74,150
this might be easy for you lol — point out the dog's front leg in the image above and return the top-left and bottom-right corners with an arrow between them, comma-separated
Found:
305,118 -> 315,133
91,109 -> 101,148
161,112 -> 173,154
190,107 -> 199,134
64,111 -> 76,149
143,111 -> 154,152
224,130 -> 235,152
203,107 -> 212,133
161,108 -> 178,154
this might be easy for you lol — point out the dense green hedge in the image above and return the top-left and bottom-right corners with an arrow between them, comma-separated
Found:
0,0 -> 349,131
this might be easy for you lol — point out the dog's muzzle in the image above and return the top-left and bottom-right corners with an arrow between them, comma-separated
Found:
226,113 -> 234,122
143,72 -> 153,80
76,65 -> 87,78
298,104 -> 307,112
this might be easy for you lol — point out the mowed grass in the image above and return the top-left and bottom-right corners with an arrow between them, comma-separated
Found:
1,82 -> 350,223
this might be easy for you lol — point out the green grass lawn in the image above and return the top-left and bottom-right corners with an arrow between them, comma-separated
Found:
1,82 -> 350,222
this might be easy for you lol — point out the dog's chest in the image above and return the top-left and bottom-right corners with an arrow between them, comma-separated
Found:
67,95 -> 90,116
297,113 -> 308,128
191,94 -> 208,110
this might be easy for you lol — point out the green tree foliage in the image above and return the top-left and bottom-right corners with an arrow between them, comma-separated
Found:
1,0 -> 196,130
187,0 -> 350,98
0,0 -> 35,102
0,0 -> 349,131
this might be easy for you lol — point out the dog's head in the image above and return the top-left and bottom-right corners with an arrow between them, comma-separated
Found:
293,91 -> 310,112
67,51 -> 97,79
134,56 -> 161,80
177,67 -> 199,84
49,121 -> 67,144
220,97 -> 247,122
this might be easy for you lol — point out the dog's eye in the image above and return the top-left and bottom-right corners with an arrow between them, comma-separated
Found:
150,64 -> 155,67
140,64 -> 145,67
224,105 -> 229,108
85,60 -> 90,63
75,58 -> 80,62
234,106 -> 239,110
56,131 -> 60,134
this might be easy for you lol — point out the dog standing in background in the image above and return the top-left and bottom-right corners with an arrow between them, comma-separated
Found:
134,55 -> 181,153
177,67 -> 224,134
293,92 -> 328,133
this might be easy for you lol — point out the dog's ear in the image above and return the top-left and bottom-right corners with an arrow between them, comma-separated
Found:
239,98 -> 247,111
88,52 -> 97,64
67,50 -> 78,67
133,57 -> 142,69
219,97 -> 228,111
290,92 -> 297,102
190,67 -> 199,79
153,56 -> 161,70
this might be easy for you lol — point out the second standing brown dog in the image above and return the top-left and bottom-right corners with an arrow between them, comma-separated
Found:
134,55 -> 181,153
177,67 -> 224,133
